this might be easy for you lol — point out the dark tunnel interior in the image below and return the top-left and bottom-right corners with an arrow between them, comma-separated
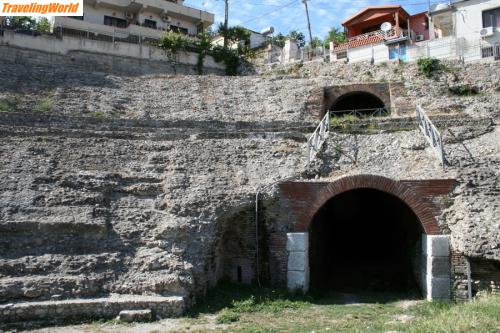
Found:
309,188 -> 422,293
330,91 -> 385,115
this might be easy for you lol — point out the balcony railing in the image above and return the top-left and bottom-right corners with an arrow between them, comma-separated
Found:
333,27 -> 407,51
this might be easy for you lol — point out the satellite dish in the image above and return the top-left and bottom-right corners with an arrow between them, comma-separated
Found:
202,0 -> 208,8
380,22 -> 392,32
260,27 -> 275,36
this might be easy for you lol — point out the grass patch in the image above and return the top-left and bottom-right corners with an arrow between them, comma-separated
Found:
188,281 -> 311,319
417,57 -> 444,78
448,84 -> 480,96
87,111 -> 109,119
34,98 -> 53,113
330,114 -> 358,127
186,282 -> 500,333
0,97 -> 18,112
495,85 -> 500,92
401,295 -> 500,333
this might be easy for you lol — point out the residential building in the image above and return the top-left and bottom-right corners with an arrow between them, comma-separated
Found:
331,5 -> 431,62
212,29 -> 269,50
431,0 -> 500,58
330,0 -> 500,63
52,0 -> 214,41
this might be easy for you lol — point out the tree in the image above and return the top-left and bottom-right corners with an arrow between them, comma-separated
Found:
216,23 -> 250,50
35,17 -> 51,33
323,27 -> 346,49
288,30 -> 306,48
271,33 -> 286,48
6,16 -> 35,30
311,37 -> 322,49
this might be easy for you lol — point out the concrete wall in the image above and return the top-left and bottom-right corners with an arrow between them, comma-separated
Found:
0,31 -> 225,74
454,0 -> 500,44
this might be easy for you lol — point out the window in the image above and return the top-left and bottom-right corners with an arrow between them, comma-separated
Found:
336,50 -> 347,59
482,7 -> 500,28
104,15 -> 127,28
143,19 -> 157,29
170,25 -> 188,35
482,46 -> 494,58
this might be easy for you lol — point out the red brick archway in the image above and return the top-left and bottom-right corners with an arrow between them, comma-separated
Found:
279,175 -> 456,235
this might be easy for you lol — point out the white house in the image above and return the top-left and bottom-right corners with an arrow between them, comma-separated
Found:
52,0 -> 214,41
212,29 -> 270,50
328,0 -> 500,64
431,0 -> 500,60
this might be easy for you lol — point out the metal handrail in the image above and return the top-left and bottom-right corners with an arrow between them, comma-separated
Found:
416,105 -> 446,169
306,111 -> 330,167
330,108 -> 389,118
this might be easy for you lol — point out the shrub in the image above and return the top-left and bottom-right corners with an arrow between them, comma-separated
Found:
158,32 -> 194,57
216,309 -> 240,324
448,84 -> 479,96
210,46 -> 240,76
417,57 -> 441,78
0,98 -> 17,112
35,98 -> 52,113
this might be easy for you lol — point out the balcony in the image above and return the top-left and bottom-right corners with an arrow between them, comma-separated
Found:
84,0 -> 214,27
333,27 -> 409,52
53,16 -> 168,41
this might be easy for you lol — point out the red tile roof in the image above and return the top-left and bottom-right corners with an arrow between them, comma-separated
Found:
333,34 -> 385,51
342,5 -> 409,25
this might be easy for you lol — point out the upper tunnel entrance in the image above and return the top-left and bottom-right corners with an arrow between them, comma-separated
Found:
330,91 -> 385,115
322,83 -> 392,117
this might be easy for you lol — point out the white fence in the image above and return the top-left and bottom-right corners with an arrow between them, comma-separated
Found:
331,33 -> 500,64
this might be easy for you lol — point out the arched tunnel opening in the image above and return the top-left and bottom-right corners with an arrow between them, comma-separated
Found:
309,188 -> 422,294
330,91 -> 386,117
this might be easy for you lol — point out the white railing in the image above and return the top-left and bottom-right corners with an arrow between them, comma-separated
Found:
416,105 -> 446,169
306,111 -> 330,166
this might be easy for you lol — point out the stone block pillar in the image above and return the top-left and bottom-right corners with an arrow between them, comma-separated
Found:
421,234 -> 451,300
286,232 -> 309,292
283,39 -> 299,63
329,41 -> 336,62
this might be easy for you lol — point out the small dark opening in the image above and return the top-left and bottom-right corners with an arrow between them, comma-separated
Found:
309,188 -> 422,293
237,266 -> 242,283
330,91 -> 385,116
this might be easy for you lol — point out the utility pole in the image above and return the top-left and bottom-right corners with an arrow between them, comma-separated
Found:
302,0 -> 313,60
224,0 -> 229,48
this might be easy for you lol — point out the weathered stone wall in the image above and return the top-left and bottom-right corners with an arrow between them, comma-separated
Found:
0,52 -> 498,321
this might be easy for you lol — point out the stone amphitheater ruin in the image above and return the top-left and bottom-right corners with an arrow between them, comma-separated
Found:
0,44 -> 499,327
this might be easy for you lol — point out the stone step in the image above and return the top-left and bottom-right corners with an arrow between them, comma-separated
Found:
0,253 -> 123,278
0,274 -> 110,302
0,294 -> 185,325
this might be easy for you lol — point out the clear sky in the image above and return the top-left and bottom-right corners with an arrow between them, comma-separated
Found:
184,0 -> 440,39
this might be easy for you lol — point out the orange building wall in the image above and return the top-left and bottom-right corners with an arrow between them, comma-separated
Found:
410,13 -> 430,40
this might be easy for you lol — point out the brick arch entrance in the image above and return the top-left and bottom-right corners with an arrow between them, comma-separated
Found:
294,174 -> 440,235
278,175 -> 456,299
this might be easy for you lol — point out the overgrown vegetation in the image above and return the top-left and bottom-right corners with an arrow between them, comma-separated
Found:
323,26 -> 346,49
158,25 -> 253,75
417,57 -> 443,78
183,282 -> 500,333
330,114 -> 358,127
0,97 -> 18,112
4,16 -> 50,33
448,84 -> 480,96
